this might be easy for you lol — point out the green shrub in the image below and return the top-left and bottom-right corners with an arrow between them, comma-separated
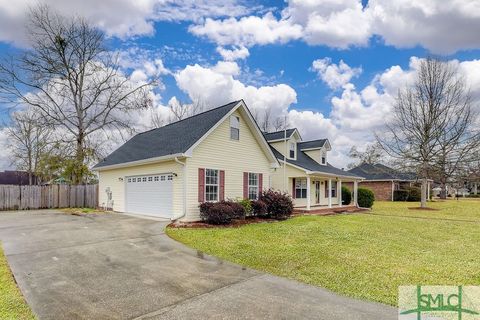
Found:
259,189 -> 293,220
406,186 -> 421,202
238,198 -> 253,216
341,186 -> 352,205
357,188 -> 375,208
393,190 -> 409,201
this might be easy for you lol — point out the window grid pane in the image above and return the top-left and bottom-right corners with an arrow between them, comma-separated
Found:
205,169 -> 219,202
295,178 -> 307,199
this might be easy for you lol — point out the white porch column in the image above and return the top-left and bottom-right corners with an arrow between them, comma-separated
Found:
328,178 -> 332,208
306,176 -> 311,210
353,180 -> 358,207
338,179 -> 342,207
474,183 -> 478,195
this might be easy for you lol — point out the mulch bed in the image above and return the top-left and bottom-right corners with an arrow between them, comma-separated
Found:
168,217 -> 280,229
408,207 -> 440,211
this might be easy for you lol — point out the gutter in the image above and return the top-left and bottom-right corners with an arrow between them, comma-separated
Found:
172,157 -> 187,221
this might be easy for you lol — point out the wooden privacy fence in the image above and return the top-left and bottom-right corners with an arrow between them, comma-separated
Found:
0,184 -> 98,210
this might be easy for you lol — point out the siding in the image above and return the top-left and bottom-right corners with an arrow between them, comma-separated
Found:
184,110 -> 272,221
98,160 -> 184,214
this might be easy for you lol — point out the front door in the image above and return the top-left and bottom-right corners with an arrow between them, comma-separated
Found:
315,181 -> 321,204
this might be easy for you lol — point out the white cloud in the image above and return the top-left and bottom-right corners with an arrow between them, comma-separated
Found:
189,13 -> 303,47
0,0 -> 256,45
282,0 -> 372,48
189,0 -> 480,54
174,61 -> 297,116
369,0 -> 480,54
311,58 -> 362,90
216,46 -> 250,61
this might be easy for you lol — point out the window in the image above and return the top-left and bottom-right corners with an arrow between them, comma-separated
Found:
205,169 -> 219,202
248,173 -> 259,200
167,175 -> 173,181
142,177 -> 147,182
148,176 -> 153,182
230,115 -> 239,140
154,176 -> 159,181
321,151 -> 327,165
161,175 -> 165,181
331,181 -> 337,197
132,178 -> 136,182
295,179 -> 307,198
127,178 -> 131,183
289,142 -> 296,159
325,180 -> 338,197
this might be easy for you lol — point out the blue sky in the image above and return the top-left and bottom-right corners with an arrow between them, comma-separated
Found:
1,0 -> 480,167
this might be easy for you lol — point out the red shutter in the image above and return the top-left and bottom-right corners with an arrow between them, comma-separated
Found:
219,170 -> 225,201
243,172 -> 248,199
198,168 -> 205,202
292,178 -> 296,199
258,173 -> 263,198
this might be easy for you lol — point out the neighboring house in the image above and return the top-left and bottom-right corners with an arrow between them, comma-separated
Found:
347,163 -> 431,201
0,170 -> 38,185
93,100 -> 363,221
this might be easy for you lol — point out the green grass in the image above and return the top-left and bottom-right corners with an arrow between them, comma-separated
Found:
0,244 -> 35,320
167,200 -> 480,306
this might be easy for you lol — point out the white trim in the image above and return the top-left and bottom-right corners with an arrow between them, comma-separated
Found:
247,172 -> 259,200
93,153 -> 188,171
278,159 -> 363,180
299,139 -> 331,152
185,100 -> 280,168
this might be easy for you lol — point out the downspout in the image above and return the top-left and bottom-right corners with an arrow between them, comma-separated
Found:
172,157 -> 187,221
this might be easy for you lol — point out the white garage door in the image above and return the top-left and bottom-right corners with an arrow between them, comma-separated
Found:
125,174 -> 173,218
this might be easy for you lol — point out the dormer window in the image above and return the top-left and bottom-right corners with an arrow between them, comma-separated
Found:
289,142 -> 296,159
321,151 -> 327,165
230,115 -> 239,140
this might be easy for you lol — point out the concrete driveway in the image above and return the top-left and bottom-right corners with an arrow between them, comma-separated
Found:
0,210 -> 396,320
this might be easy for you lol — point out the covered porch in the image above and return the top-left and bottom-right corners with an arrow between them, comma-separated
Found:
290,174 -> 361,212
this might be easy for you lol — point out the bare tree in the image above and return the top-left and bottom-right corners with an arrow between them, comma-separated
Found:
347,143 -> 384,169
168,98 -> 205,122
377,57 -> 478,208
0,6 -> 154,183
6,109 -> 52,185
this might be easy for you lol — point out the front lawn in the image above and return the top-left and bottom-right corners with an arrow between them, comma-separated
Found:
167,200 -> 480,306
0,244 -> 35,320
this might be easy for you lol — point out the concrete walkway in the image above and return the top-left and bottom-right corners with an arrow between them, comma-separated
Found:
0,210 -> 397,320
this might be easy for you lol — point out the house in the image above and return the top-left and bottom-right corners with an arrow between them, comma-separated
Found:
265,129 -> 363,211
93,100 -> 363,221
347,163 -> 431,201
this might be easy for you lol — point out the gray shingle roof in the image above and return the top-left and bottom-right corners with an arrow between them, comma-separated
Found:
263,129 -> 296,141
298,139 -> 327,150
270,146 -> 362,179
347,163 -> 417,181
94,101 -> 240,169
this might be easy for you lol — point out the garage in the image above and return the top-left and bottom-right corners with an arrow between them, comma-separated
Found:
125,174 -> 173,218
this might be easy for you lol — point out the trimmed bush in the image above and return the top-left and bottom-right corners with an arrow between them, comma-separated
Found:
357,188 -> 375,208
406,187 -> 421,202
238,198 -> 253,216
221,200 -> 246,220
251,200 -> 268,217
393,190 -> 409,201
199,202 -> 234,225
341,186 -> 352,205
259,189 -> 294,220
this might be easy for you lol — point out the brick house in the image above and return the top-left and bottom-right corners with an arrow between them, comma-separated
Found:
345,163 -> 428,201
